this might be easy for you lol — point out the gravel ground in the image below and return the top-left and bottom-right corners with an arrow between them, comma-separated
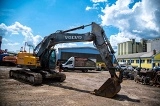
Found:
0,66 -> 160,106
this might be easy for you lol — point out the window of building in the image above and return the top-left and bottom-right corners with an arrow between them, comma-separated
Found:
127,60 -> 130,63
147,59 -> 152,63
136,60 -> 139,63
141,60 -> 145,63
131,60 -> 134,63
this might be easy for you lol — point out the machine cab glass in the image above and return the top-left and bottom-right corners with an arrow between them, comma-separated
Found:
49,49 -> 56,69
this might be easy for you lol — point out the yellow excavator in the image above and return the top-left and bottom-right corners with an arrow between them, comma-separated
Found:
9,22 -> 123,98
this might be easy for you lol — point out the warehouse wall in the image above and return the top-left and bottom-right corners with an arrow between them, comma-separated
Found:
61,52 -> 103,62
57,47 -> 103,63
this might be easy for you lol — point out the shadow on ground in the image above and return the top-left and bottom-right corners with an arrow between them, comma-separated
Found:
45,80 -> 140,103
44,80 -> 91,93
63,70 -> 102,73
113,94 -> 140,103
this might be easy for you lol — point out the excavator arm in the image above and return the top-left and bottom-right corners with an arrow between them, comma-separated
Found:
34,22 -> 123,97
91,23 -> 123,97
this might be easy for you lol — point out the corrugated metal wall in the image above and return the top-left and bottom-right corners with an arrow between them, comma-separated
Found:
57,47 -> 105,63
61,52 -> 103,62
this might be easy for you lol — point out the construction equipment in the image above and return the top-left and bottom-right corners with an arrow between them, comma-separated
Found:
62,56 -> 96,72
96,62 -> 107,71
0,36 -> 17,66
134,67 -> 160,86
2,55 -> 17,66
9,22 -> 123,98
0,50 -> 17,66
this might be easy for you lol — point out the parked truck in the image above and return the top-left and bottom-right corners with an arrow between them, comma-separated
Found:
62,56 -> 96,72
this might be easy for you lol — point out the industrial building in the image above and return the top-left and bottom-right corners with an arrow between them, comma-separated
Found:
117,38 -> 160,69
118,39 -> 147,55
147,38 -> 160,52
57,47 -> 103,63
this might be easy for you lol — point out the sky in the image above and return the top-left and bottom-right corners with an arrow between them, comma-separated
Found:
0,0 -> 160,54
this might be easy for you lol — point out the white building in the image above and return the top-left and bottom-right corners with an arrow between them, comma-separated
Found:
147,38 -> 160,52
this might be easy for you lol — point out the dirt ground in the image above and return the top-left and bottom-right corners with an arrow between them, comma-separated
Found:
0,66 -> 160,106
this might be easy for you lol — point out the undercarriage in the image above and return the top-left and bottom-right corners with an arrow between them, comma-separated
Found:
9,69 -> 66,85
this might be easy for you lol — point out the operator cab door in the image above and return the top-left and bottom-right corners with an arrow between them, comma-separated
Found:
49,49 -> 56,69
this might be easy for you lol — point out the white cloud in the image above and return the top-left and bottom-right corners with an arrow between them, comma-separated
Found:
86,0 -> 107,11
86,3 -> 99,11
55,42 -> 94,50
83,41 -> 93,45
99,0 -> 160,51
0,23 -> 8,36
7,42 -> 19,46
54,43 -> 78,53
0,22 -> 43,48
91,0 -> 107,3
86,6 -> 92,11
110,31 -> 141,47
2,38 -> 8,42
7,22 -> 32,35
55,43 -> 78,49
2,38 -> 20,51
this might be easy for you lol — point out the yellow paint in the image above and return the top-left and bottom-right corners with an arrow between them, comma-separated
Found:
117,52 -> 160,69
154,53 -> 160,59
17,51 -> 40,67
154,53 -> 160,67
96,62 -> 106,67
140,58 -> 151,69
122,58 -> 153,69
131,58 -> 139,67
141,63 -> 152,69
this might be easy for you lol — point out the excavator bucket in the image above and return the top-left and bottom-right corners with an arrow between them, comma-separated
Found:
94,77 -> 121,98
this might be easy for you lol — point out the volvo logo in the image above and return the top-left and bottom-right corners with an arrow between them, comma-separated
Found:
65,36 -> 82,39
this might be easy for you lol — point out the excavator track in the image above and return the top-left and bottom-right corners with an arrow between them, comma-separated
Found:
9,69 -> 42,85
9,69 -> 66,85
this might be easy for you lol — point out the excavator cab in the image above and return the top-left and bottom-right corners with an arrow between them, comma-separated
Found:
48,49 -> 56,69
39,48 -> 57,70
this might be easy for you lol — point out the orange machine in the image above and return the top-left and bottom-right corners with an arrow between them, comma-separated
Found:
2,55 -> 17,66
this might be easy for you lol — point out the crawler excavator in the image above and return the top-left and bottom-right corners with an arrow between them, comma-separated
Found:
9,22 -> 123,98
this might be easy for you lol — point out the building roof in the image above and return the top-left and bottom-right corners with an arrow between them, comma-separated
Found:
58,46 -> 97,50
116,51 -> 156,59
57,46 -> 100,54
